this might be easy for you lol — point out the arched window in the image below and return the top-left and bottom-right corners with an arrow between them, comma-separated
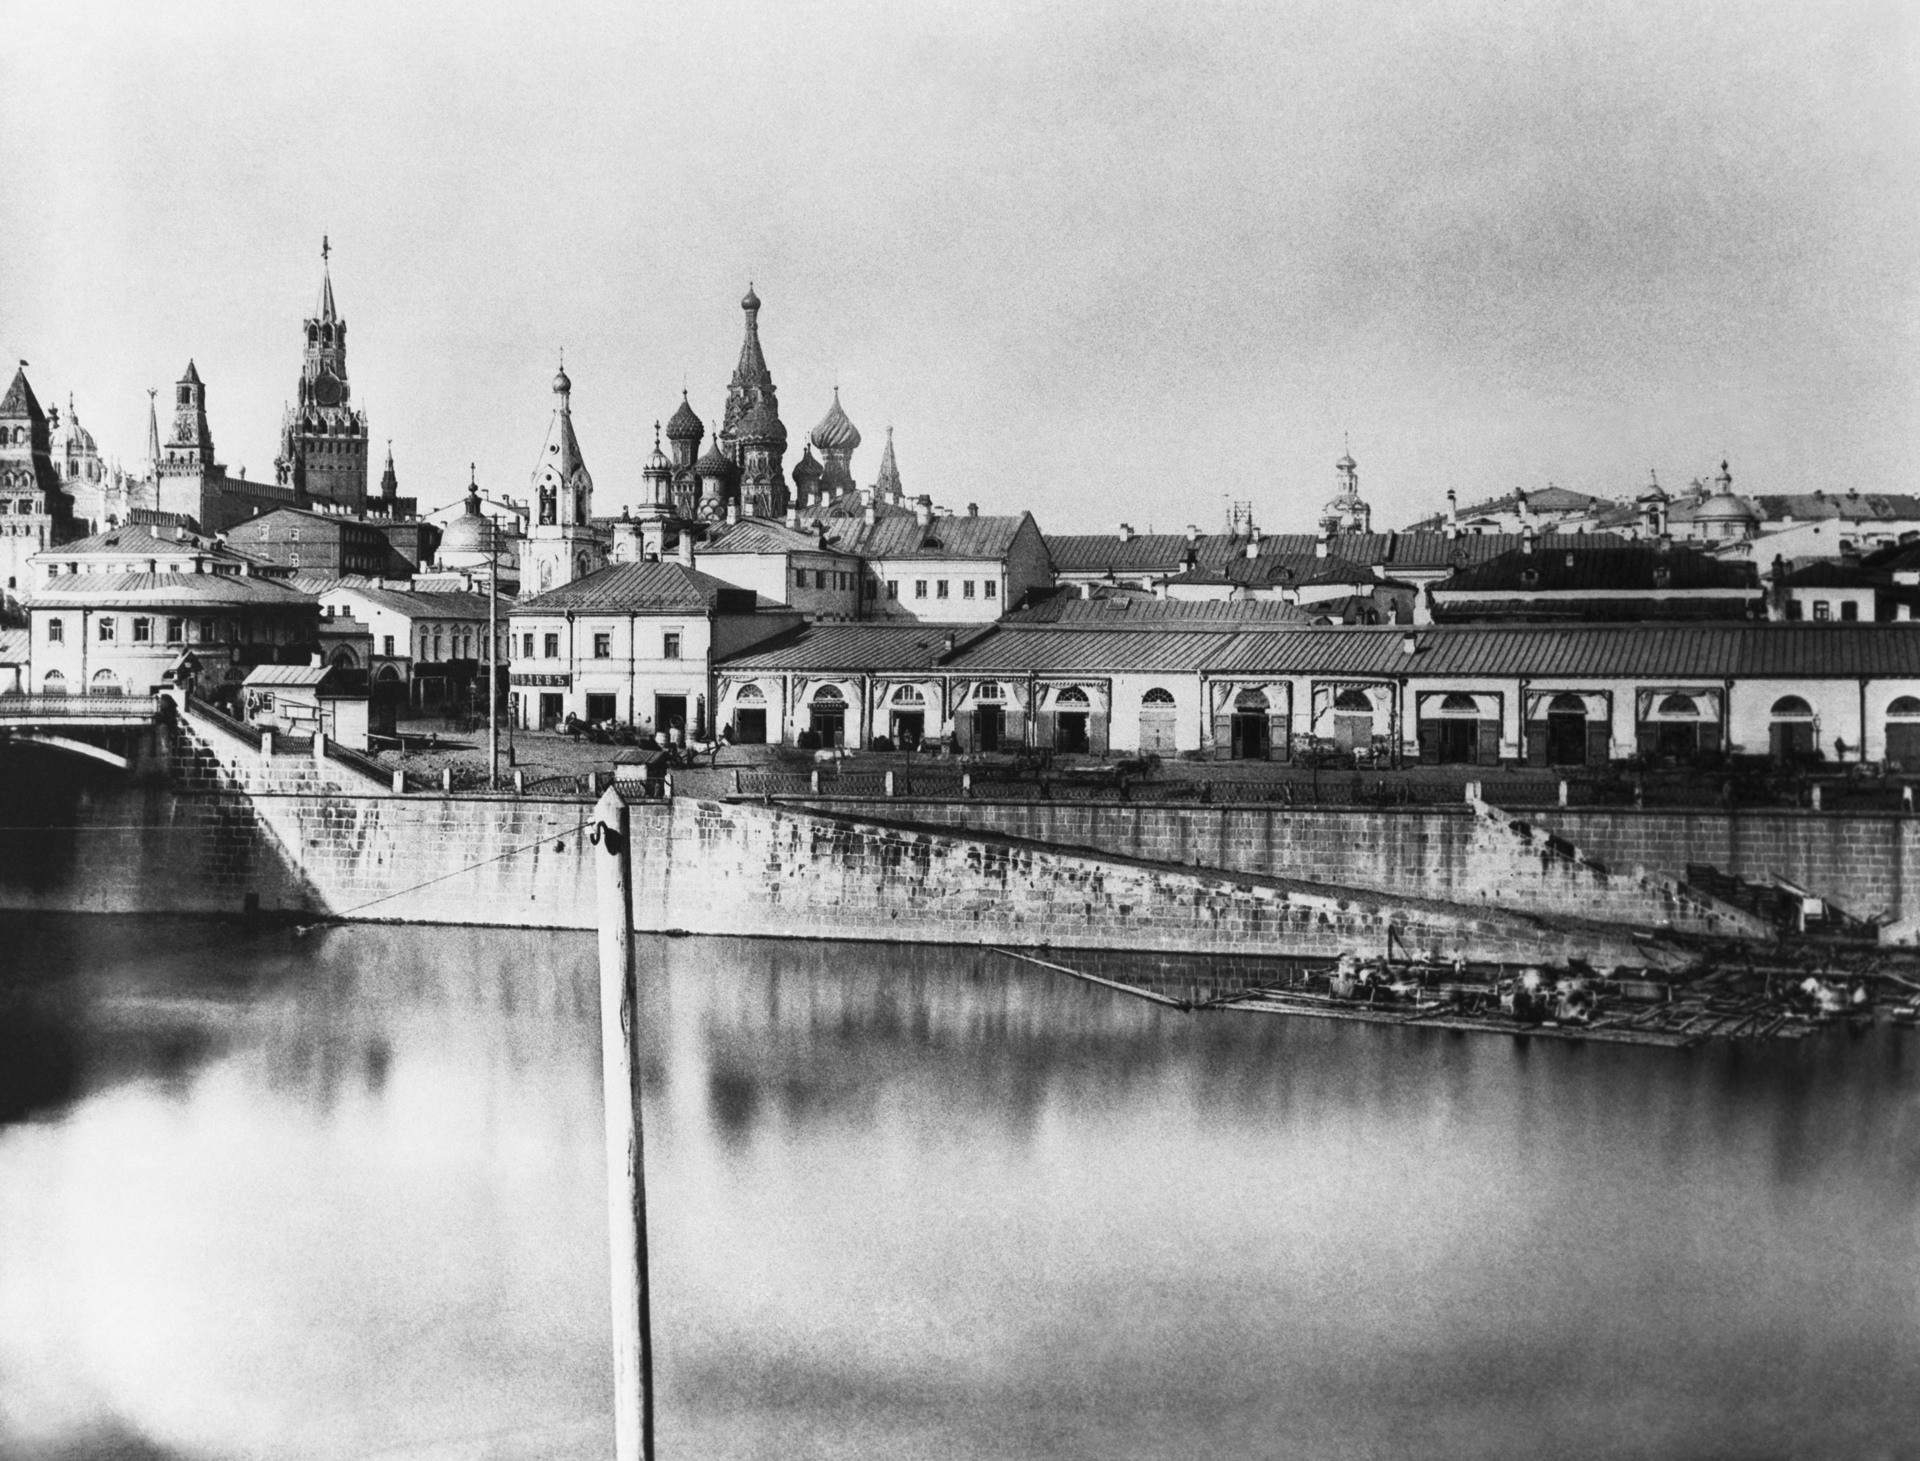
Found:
1439,692 -> 1480,714
1887,696 -> 1920,717
89,669 -> 122,697
811,685 -> 846,705
42,670 -> 66,695
376,665 -> 401,683
892,685 -> 924,704
1142,687 -> 1176,706
1658,693 -> 1698,716
1771,696 -> 1814,718
1234,688 -> 1269,711
1548,693 -> 1587,714
973,681 -> 1003,702
1056,686 -> 1090,705
1334,689 -> 1372,711
734,683 -> 765,703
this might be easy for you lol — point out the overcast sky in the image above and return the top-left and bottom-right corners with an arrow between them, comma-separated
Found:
2,0 -> 1915,532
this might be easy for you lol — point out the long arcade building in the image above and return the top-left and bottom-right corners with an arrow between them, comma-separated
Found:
716,620 -> 1920,768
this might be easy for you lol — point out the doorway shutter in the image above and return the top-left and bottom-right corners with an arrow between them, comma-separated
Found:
1212,711 -> 1233,761
1033,710 -> 1055,753
1417,722 -> 1439,764
1267,712 -> 1289,762
1003,708 -> 1025,748
1586,722 -> 1611,764
1089,712 -> 1109,757
1699,721 -> 1723,755
1525,722 -> 1549,767
1477,719 -> 1501,765
954,709 -> 974,752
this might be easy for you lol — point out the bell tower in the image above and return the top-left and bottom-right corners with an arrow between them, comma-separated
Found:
524,359 -> 606,594
275,236 -> 370,510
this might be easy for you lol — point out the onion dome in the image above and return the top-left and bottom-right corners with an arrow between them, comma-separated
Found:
665,391 -> 703,442
1336,452 -> 1357,470
694,440 -> 736,480
552,360 -> 571,395
644,422 -> 671,479
793,445 -> 823,486
739,398 -> 786,445
742,282 -> 761,312
810,388 -> 861,453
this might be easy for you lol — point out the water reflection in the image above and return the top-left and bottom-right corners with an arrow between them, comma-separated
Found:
1,915 -> 1916,1460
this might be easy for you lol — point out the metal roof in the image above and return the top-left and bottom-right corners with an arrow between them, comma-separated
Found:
1437,545 -> 1758,594
27,573 -> 317,609
242,663 -> 339,688
514,559 -> 759,614
0,628 -> 27,664
327,584 -> 507,619
721,622 -> 984,672
726,620 -> 1920,683
699,519 -> 854,556
1047,529 -> 1630,576
1003,592 -> 1312,627
822,513 -> 1035,561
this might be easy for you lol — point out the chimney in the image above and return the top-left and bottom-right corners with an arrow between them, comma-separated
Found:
1079,581 -> 1093,599
1185,524 -> 1200,544
1400,632 -> 1418,655
1517,490 -> 1533,524
967,503 -> 978,517
864,503 -> 877,526
786,506 -> 799,528
942,632 -> 956,656
676,533 -> 694,567
1245,540 -> 1259,560
1446,489 -> 1457,525
726,501 -> 739,525
1521,525 -> 1536,554
1314,530 -> 1328,559
1118,522 -> 1133,542
914,496 -> 932,527
1413,583 -> 1433,626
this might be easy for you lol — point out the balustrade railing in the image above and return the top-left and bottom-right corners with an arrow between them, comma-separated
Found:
0,693 -> 161,719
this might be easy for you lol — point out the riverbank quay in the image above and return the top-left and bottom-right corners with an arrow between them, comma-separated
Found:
0,702 -> 1743,968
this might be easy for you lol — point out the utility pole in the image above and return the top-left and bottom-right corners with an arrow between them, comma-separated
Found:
594,787 -> 655,1461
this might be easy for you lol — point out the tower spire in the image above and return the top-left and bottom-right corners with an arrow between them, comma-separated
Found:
145,387 -> 161,478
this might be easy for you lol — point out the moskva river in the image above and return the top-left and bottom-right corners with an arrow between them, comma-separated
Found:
1,916 -> 1915,1460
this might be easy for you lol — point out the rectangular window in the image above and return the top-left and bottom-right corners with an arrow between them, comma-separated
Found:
915,581 -> 928,599
936,580 -> 949,599
1813,601 -> 1831,622
1786,600 -> 1804,621
794,568 -> 809,589
522,633 -> 533,659
46,617 -> 63,644
199,619 -> 215,642
383,635 -> 394,655
984,581 -> 997,600
132,618 -> 152,643
98,617 -> 116,643
166,618 -> 184,644
543,633 -> 560,659
593,632 -> 612,658
887,581 -> 898,600
963,581 -> 976,599
663,631 -> 682,660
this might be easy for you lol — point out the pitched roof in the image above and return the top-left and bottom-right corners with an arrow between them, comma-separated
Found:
325,584 -> 508,620
27,573 -> 317,609
1749,493 -> 1920,523
0,367 -> 45,423
699,518 -> 854,556
720,622 -> 983,672
513,559 -> 759,614
0,628 -> 28,664
949,628 -> 1244,675
1166,551 -> 1378,589
1437,545 -> 1758,594
1004,591 -> 1312,627
822,512 -> 1033,561
243,662 -> 341,688
1046,529 -> 1630,576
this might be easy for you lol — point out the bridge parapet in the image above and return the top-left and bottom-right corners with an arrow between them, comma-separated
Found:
0,693 -> 162,726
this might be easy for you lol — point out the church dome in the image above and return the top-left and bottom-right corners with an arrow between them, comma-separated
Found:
665,392 -> 703,442
694,441 -> 736,480
793,446 -> 823,484
552,363 -> 571,395
739,399 -> 786,445
439,483 -> 493,557
1695,492 -> 1758,523
741,283 -> 761,312
810,390 -> 861,453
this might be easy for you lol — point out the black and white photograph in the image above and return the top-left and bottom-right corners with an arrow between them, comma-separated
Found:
2,2 -> 1916,1457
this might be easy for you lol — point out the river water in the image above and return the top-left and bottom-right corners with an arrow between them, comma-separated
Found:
0,915 -> 1915,1460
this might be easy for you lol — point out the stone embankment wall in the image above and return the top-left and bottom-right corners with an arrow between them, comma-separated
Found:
1,731 -> 1691,965
776,796 -> 1773,938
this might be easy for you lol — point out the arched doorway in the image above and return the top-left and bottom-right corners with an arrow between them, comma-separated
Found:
1333,689 -> 1373,755
1434,692 -> 1483,765
809,686 -> 847,748
42,670 -> 66,696
970,683 -> 1005,752
888,685 -> 926,750
1053,686 -> 1091,754
1231,688 -> 1271,760
1887,696 -> 1920,770
1546,693 -> 1589,766
1140,687 -> 1177,754
731,683 -> 767,745
1770,695 -> 1816,761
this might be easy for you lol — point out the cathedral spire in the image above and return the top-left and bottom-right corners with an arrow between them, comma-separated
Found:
145,387 -> 161,479
873,425 -> 902,503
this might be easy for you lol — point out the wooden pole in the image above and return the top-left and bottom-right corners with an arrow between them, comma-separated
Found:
594,787 -> 655,1461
